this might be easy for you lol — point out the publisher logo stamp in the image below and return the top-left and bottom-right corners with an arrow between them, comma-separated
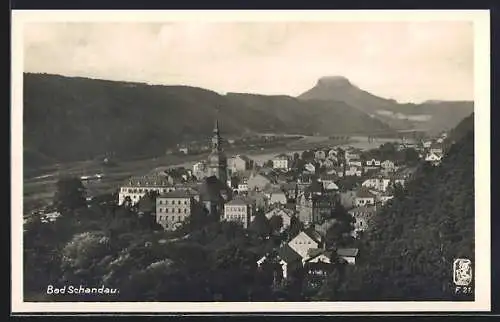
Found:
453,258 -> 473,296
453,258 -> 472,286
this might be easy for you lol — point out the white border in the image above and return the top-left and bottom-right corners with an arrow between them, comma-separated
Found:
11,10 -> 491,313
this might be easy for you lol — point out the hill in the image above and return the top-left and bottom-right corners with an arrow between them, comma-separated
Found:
322,114 -> 475,300
23,73 -> 393,169
298,76 -> 474,135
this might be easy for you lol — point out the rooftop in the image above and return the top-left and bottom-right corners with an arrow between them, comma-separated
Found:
123,174 -> 173,187
158,188 -> 199,199
336,248 -> 360,257
277,244 -> 303,263
226,196 -> 253,206
356,188 -> 376,199
348,205 -> 377,214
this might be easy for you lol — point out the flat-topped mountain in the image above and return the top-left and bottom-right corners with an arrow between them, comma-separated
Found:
298,76 -> 474,133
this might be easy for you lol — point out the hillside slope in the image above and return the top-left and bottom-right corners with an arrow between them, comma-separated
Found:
23,73 -> 393,168
298,76 -> 474,134
331,114 -> 475,300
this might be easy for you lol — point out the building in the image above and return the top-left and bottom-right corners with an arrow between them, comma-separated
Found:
247,191 -> 269,211
198,175 -> 231,218
314,150 -> 326,161
345,151 -> 360,161
321,158 -> 335,169
266,188 -> 288,205
222,197 -> 255,229
348,205 -> 377,238
377,192 -> 394,205
345,165 -> 363,177
319,174 -> 338,191
155,189 -> 200,231
425,152 -> 443,166
380,160 -> 396,171
362,177 -> 391,192
192,161 -> 207,179
422,140 -> 433,149
304,162 -> 316,174
348,158 -> 363,167
365,158 -> 381,167
296,192 -> 336,226
272,154 -> 290,170
228,154 -> 254,173
257,245 -> 303,281
207,120 -> 228,185
354,188 -> 376,207
430,143 -> 444,154
265,207 -> 294,231
336,248 -> 360,265
247,173 -> 272,192
118,175 -> 176,205
288,230 -> 324,262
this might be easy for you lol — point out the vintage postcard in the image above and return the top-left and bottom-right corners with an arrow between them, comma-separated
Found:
11,10 -> 491,314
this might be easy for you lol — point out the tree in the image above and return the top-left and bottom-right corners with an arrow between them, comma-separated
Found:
53,176 -> 87,213
402,148 -> 420,165
137,190 -> 159,214
325,204 -> 354,248
301,150 -> 314,162
288,215 -> 303,239
248,211 -> 271,238
268,215 -> 283,234
60,231 -> 114,286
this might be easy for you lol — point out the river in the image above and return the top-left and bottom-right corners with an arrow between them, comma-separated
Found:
22,135 -> 411,213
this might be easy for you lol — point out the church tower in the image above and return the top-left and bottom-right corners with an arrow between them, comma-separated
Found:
207,119 -> 228,185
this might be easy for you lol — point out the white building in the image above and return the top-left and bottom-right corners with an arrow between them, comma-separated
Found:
272,154 -> 290,170
362,177 -> 391,192
118,175 -> 175,205
288,230 -> 324,263
222,197 -> 255,229
354,188 -> 376,207
425,152 -> 443,166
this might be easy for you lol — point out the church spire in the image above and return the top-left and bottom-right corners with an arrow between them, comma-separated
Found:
214,119 -> 219,134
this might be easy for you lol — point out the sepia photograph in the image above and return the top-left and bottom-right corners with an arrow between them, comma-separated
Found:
11,10 -> 490,313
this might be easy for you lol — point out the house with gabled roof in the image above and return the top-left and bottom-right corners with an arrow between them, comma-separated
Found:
354,187 -> 376,207
228,154 -> 254,173
336,248 -> 360,265
288,229 -> 325,262
425,151 -> 443,166
265,206 -> 295,232
256,244 -> 303,280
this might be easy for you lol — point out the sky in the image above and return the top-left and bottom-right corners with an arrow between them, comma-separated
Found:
23,20 -> 474,103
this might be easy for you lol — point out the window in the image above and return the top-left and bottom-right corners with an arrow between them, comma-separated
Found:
166,208 -> 169,213
184,209 -> 187,214
184,200 -> 187,205
159,208 -> 163,213
178,200 -> 181,205
178,209 -> 181,213
159,200 -> 163,205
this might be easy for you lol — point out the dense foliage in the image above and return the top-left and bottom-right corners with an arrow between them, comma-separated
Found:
322,122 -> 475,301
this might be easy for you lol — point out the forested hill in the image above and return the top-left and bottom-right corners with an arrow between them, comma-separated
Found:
23,73 -> 392,169
326,115 -> 475,300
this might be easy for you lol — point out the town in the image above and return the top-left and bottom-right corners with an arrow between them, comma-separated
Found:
22,119 -> 462,301
60,119 -> 446,291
